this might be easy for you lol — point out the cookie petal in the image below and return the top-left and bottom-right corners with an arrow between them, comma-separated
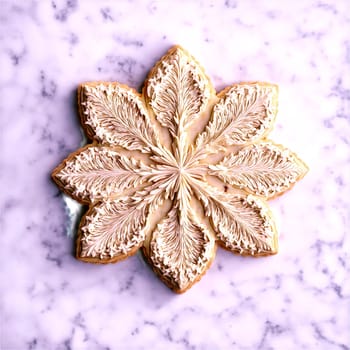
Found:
79,82 -> 158,152
52,145 -> 149,203
196,83 -> 278,150
148,202 -> 216,293
144,46 -> 213,138
199,188 -> 277,256
209,142 -> 308,199
77,198 -> 148,262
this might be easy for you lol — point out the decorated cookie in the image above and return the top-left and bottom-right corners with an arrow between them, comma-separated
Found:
52,46 -> 308,293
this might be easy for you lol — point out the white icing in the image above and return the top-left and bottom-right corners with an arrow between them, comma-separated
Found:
80,197 -> 148,259
191,180 -> 277,255
55,146 -> 152,202
82,83 -> 159,153
195,83 -> 278,152
146,46 -> 211,138
209,142 -> 308,199
145,46 -> 212,167
149,201 -> 215,291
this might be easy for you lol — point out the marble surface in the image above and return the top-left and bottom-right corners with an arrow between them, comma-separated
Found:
1,0 -> 349,349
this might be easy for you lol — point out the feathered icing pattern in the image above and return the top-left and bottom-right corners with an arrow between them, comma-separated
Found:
149,201 -> 215,292
80,198 -> 148,260
145,47 -> 211,138
209,142 -> 308,199
196,185 -> 277,255
80,188 -> 164,260
81,83 -> 159,152
195,83 -> 278,151
54,146 -> 149,203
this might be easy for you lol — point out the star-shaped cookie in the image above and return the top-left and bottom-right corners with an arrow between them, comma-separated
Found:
52,46 -> 308,293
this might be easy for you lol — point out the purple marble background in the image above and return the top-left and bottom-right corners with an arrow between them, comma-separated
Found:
1,0 -> 349,349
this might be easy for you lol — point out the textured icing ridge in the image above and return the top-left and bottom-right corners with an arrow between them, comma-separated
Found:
149,203 -> 215,292
196,83 -> 278,151
195,183 -> 277,255
52,45 -> 308,292
145,46 -> 211,139
80,197 -> 148,259
209,142 -> 308,199
55,146 -> 149,203
81,83 -> 159,152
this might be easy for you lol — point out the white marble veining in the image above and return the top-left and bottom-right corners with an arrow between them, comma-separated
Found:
1,0 -> 349,349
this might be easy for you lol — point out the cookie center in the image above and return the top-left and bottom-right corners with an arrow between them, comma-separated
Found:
177,165 -> 185,175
